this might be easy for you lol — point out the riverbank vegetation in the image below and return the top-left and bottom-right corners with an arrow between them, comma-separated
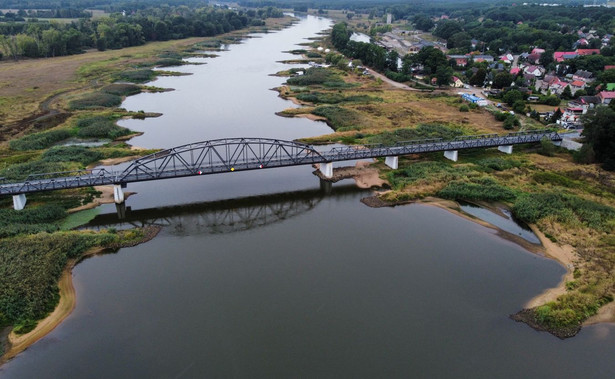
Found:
275,22 -> 615,337
0,9 -> 297,361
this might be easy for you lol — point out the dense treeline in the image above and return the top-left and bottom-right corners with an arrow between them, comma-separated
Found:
330,22 -> 397,72
0,5 -> 283,59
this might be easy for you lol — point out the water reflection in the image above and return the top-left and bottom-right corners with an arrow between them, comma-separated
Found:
87,183 -> 362,236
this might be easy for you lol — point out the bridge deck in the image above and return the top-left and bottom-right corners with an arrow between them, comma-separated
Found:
0,130 -> 562,196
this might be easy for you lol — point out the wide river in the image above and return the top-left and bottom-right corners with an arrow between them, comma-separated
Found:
3,15 -> 615,378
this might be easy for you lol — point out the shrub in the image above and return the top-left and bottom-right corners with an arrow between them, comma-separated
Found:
287,67 -> 339,86
69,92 -> 122,110
41,146 -> 104,165
513,192 -> 615,230
459,104 -> 469,112
312,106 -> 361,130
102,83 -> 141,96
156,58 -> 184,67
75,116 -> 131,140
437,177 -> 517,202
115,69 -> 156,83
367,124 -> 464,145
9,129 -> 71,150
476,157 -> 521,171
0,231 -> 117,324
539,137 -> 556,156
0,160 -> 70,181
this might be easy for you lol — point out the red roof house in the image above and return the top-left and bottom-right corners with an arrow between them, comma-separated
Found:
598,91 -> 615,104
576,49 -> 600,56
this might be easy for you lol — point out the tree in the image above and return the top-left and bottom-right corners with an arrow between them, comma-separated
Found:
504,89 -> 524,106
493,72 -> 513,89
331,23 -> 350,50
469,68 -> 487,86
562,85 -> 573,100
413,14 -> 434,32
512,100 -> 526,114
581,106 -> 615,170
385,50 -> 399,72
541,48 -> 554,68
433,20 -> 463,40
436,66 -> 453,86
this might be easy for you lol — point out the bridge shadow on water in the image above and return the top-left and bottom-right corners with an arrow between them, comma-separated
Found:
85,182 -> 365,236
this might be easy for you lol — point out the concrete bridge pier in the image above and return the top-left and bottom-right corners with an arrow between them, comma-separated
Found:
444,150 -> 458,162
13,194 -> 27,210
319,178 -> 332,195
385,156 -> 398,170
498,145 -> 513,154
319,162 -> 333,178
113,184 -> 126,204
115,202 -> 127,219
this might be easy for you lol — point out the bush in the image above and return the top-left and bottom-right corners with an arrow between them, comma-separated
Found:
156,58 -> 184,67
115,69 -> 156,83
437,177 -> 517,202
539,137 -> 556,156
367,124 -> 464,145
287,67 -> 340,86
573,144 -> 596,164
9,129 -> 71,150
311,106 -> 361,130
0,231 -> 117,324
41,146 -> 104,165
0,160 -> 70,181
102,83 -> 141,96
75,116 -> 131,140
459,104 -> 469,112
69,92 -> 122,110
476,157 -> 521,171
513,192 -> 615,230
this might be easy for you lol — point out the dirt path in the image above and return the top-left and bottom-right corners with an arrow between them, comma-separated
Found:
366,68 -> 422,91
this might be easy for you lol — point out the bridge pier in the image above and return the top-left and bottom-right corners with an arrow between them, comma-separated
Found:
319,162 -> 333,178
115,202 -> 127,219
385,156 -> 398,170
444,150 -> 458,162
319,179 -> 332,195
498,145 -> 513,154
113,184 -> 126,204
12,194 -> 27,210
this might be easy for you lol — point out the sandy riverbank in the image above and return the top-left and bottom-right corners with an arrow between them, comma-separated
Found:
1,248 -> 104,364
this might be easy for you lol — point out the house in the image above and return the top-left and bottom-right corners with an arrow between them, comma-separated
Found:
570,80 -> 586,94
576,49 -> 600,56
523,65 -> 545,77
510,67 -> 521,75
531,48 -> 545,55
472,54 -> 494,63
526,53 -> 541,64
543,77 -> 569,94
578,96 -> 602,110
554,51 -> 578,62
598,91 -> 615,104
451,76 -> 464,88
447,54 -> 470,67
499,53 -> 514,64
605,65 -> 615,71
573,70 -> 593,82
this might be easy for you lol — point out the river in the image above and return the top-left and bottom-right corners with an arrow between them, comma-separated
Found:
2,15 -> 615,379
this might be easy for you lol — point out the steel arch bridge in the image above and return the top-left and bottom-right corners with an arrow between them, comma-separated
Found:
0,131 -> 563,202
